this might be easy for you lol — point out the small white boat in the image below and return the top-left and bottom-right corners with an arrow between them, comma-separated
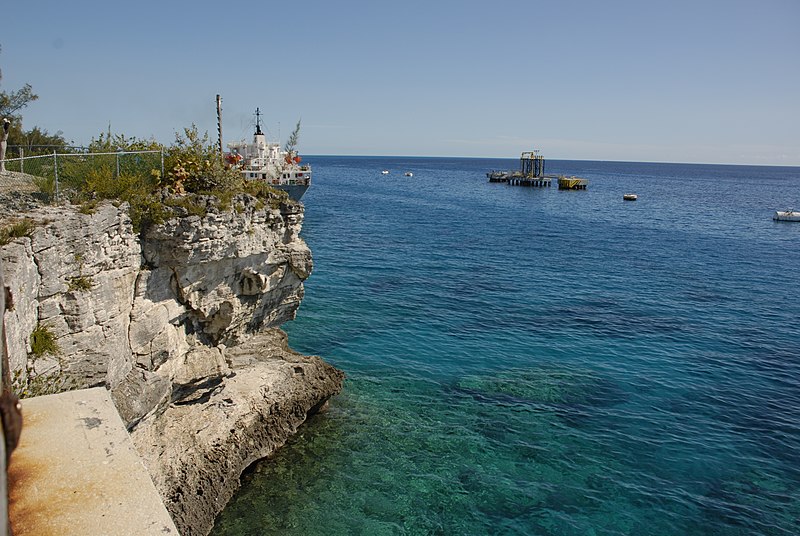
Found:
404,172 -> 413,177
381,170 -> 389,175
486,170 -> 510,182
623,193 -> 638,201
774,209 -> 800,222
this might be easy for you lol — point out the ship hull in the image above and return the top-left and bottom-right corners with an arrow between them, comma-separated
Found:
274,183 -> 309,201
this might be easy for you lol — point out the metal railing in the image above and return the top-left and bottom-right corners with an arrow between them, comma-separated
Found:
0,149 -> 164,202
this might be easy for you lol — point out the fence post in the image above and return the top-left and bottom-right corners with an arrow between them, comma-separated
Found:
53,151 -> 60,203
116,150 -> 120,178
161,148 -> 164,178
19,148 -> 24,174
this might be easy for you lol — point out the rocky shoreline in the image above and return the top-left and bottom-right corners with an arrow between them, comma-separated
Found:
0,186 -> 343,535
132,330 -> 344,535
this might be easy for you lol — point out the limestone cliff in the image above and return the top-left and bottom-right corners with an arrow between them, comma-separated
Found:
0,194 -> 344,536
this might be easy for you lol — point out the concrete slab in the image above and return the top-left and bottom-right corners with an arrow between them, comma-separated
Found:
7,387 -> 179,536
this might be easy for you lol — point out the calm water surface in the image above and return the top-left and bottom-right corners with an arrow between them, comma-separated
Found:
213,157 -> 800,535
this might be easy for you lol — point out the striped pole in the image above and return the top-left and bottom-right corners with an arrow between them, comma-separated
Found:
216,95 -> 223,156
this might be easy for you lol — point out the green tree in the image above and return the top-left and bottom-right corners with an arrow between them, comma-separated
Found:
0,83 -> 37,118
283,119 -> 301,156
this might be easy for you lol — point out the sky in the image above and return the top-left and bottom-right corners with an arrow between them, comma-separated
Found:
2,0 -> 799,165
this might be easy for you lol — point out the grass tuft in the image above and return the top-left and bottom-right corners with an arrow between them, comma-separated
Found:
0,218 -> 36,246
30,323 -> 59,358
67,275 -> 94,292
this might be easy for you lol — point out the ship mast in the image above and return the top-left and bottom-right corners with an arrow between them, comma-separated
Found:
254,108 -> 263,136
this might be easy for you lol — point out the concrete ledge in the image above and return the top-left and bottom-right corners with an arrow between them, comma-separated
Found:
8,387 -> 179,535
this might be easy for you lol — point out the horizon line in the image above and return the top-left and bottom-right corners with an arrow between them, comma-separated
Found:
301,154 -> 800,168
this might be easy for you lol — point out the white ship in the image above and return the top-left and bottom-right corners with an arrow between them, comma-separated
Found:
226,108 -> 311,201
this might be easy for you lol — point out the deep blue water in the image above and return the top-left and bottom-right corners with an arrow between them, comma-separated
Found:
213,157 -> 800,535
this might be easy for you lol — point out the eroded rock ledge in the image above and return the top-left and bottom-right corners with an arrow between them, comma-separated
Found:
132,329 -> 344,535
0,194 -> 344,536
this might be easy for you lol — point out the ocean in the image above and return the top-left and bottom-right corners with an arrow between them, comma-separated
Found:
212,157 -> 800,535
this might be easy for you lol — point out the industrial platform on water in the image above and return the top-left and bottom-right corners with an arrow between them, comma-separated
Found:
487,151 -> 588,190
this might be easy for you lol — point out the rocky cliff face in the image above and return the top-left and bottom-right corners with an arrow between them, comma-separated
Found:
0,195 -> 344,536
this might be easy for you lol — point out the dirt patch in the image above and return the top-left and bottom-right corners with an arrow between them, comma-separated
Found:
0,172 -> 51,220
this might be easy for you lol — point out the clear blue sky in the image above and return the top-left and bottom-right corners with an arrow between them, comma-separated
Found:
2,0 -> 798,165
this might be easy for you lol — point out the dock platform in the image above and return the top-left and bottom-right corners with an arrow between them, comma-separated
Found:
508,175 -> 552,187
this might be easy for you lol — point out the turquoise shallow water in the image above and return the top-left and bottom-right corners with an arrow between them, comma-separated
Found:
213,157 -> 800,535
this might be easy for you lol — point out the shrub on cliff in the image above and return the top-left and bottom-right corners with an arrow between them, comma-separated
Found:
41,125 -> 289,232
13,323 -> 77,398
164,125 -> 243,194
54,129 -> 163,209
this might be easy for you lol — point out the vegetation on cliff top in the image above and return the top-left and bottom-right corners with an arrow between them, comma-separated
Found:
47,125 -> 290,231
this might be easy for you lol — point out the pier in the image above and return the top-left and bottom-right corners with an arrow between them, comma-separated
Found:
488,151 -> 588,190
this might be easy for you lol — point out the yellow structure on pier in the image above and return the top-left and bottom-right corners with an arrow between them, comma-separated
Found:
558,176 -> 589,190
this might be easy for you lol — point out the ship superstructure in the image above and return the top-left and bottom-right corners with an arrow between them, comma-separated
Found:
226,108 -> 311,201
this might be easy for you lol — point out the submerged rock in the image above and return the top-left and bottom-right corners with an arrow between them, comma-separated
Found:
455,364 -> 625,409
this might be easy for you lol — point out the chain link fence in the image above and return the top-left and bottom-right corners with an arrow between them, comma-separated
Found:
0,150 -> 164,202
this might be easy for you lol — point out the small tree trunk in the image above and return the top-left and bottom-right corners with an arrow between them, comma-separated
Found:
0,119 -> 10,173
